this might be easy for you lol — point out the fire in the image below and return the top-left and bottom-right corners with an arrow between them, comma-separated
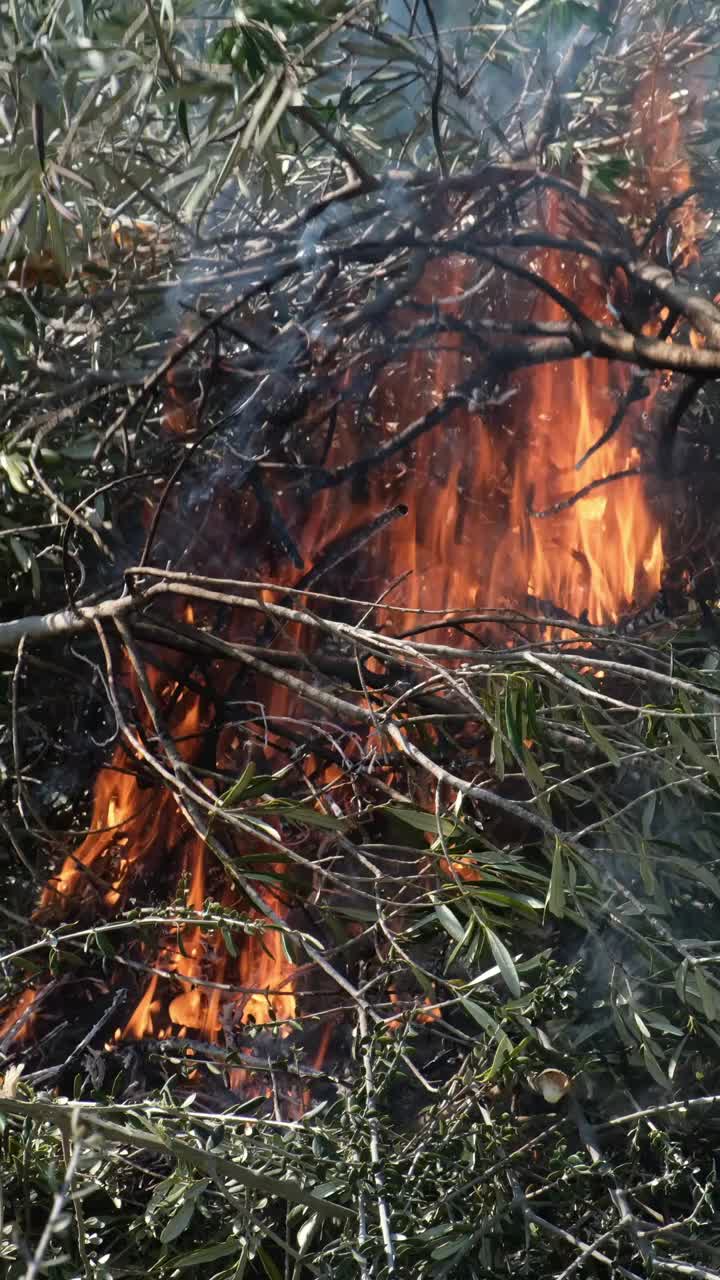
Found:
500,222 -> 665,626
40,671 -> 207,915
310,239 -> 664,634
5,58 -> 706,1107
632,67 -> 705,267
301,62 -> 711,635
386,987 -> 441,1031
24,470 -> 301,1086
0,988 -> 37,1046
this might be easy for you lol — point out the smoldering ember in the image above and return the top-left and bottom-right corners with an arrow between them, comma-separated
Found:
3,3 -> 720,1277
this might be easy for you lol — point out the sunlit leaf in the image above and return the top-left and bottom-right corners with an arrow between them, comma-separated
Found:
484,927 -> 521,997
641,1043 -> 671,1090
546,841 -> 565,918
434,901 -> 465,943
160,1197 -> 196,1243
219,762 -> 257,808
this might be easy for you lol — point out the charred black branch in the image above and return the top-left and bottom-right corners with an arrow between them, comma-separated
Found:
639,186 -> 701,254
657,376 -> 705,477
250,470 -> 304,570
574,374 -> 651,472
422,0 -> 448,178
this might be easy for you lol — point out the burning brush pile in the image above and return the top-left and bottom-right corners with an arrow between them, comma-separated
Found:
3,13 -> 720,1279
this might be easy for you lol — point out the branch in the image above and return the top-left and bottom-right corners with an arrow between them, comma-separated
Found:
657,376 -> 705,476
291,103 -> 378,189
358,994 -> 397,1272
0,594 -> 136,652
421,0 -> 447,178
528,466 -> 649,519
0,1097 -> 353,1221
630,262 -> 720,349
574,372 -> 650,471
519,3 -> 620,156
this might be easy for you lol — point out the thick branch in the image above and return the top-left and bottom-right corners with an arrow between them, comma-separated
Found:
630,262 -> 720,349
0,595 -> 136,652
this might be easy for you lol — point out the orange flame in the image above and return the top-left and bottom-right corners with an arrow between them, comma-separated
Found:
308,241 -> 663,633
632,66 -> 705,266
0,988 -> 38,1045
500,222 -> 665,625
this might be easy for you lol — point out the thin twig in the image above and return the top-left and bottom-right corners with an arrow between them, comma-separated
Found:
358,992 -> 396,1273
23,1127 -> 85,1280
421,0 -> 448,178
528,465 -> 649,519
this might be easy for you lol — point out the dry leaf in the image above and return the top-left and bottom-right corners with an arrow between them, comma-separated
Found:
527,1069 -> 572,1104
0,1063 -> 24,1098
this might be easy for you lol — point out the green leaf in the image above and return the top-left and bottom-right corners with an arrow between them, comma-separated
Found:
10,536 -> 32,573
490,729 -> 505,780
258,1245 -> 283,1280
160,1197 -> 196,1243
591,154 -> 633,194
0,315 -> 33,344
670,720 -> 720,781
695,968 -> 719,1022
546,841 -> 565,919
175,1240 -> 238,1269
505,682 -> 524,758
183,162 -> 221,219
95,930 -> 115,959
385,806 -> 461,836
447,915 -> 475,967
432,1236 -> 471,1260
642,1011 -> 684,1037
692,864 -> 720,900
482,1031 -> 513,1080
641,1043 -> 671,1090
434,901 -> 465,943
581,711 -> 620,765
1,452 -> 30,494
516,0 -> 546,17
639,841 -> 656,895
177,100 -> 191,145
0,334 -> 21,377
297,1213 -> 319,1252
459,997 -> 499,1035
309,1182 -> 344,1199
218,762 -> 257,808
484,926 -> 521,997
0,169 -> 33,224
221,925 -> 238,958
265,802 -> 346,830
520,746 -> 549,804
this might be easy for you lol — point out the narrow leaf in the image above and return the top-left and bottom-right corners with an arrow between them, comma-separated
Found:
434,901 -> 465,943
484,927 -> 521,997
219,761 -> 256,808
160,1197 -> 196,1243
641,1043 -> 671,1090
546,841 -> 565,918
